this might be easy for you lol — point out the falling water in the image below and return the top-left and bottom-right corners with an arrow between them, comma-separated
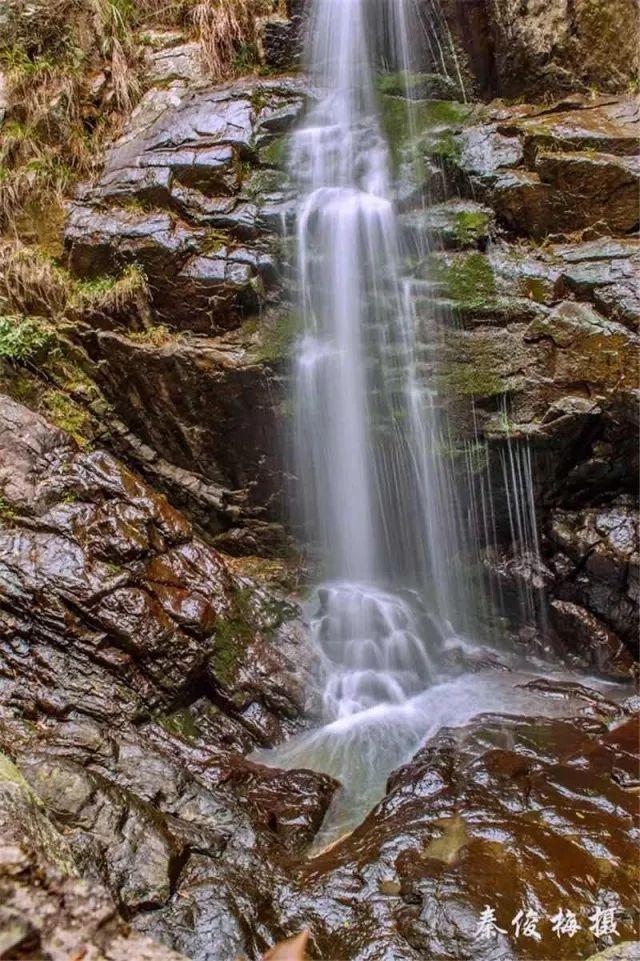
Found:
255,0 -> 563,845
292,0 -> 465,620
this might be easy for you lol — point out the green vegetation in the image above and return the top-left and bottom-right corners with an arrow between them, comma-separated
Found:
439,440 -> 489,476
42,389 -> 92,445
255,310 -> 301,362
453,210 -> 491,246
0,497 -> 19,524
0,315 -> 54,362
259,135 -> 287,168
437,361 -> 504,399
156,707 -> 202,742
377,71 -> 460,100
74,263 -> 148,313
432,252 -> 496,310
0,0 -> 275,237
379,96 -> 472,168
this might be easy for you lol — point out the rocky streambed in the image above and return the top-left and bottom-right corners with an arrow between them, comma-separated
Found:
0,10 -> 638,961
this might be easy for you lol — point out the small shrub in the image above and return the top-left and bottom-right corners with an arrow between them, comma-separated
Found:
0,315 -> 54,361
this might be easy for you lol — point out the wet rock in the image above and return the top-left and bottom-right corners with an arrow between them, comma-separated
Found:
535,149 -> 640,235
548,500 -> 639,650
73,326 -> 290,549
216,759 -> 338,851
451,97 -> 640,239
270,712 -> 640,960
585,944 -> 640,961
60,75 -> 304,540
147,41 -> 208,87
0,395 -> 342,958
483,0 -> 639,98
457,124 -> 524,176
400,199 -> 494,252
257,14 -> 302,71
550,600 -> 634,678
0,752 -> 188,961
64,78 -> 305,332
0,394 -> 309,737
501,99 -> 640,161
525,301 -> 638,403
552,237 -> 640,331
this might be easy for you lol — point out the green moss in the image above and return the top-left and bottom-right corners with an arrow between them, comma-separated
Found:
428,129 -> 462,160
211,618 -> 251,687
259,135 -> 287,168
243,168 -> 285,199
377,71 -> 429,97
0,753 -> 35,792
255,311 -> 301,362
0,496 -> 19,524
156,707 -> 201,743
210,584 -> 296,688
0,315 -> 54,361
433,252 -> 496,309
453,210 -> 491,246
42,389 -> 91,445
437,361 -> 504,398
379,96 -> 471,166
2,371 -> 39,406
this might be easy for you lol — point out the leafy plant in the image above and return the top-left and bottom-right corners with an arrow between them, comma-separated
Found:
0,315 -> 54,361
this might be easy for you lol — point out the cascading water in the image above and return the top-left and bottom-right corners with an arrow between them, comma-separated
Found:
254,0 -> 590,848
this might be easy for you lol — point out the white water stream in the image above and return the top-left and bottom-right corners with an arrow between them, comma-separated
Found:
254,0 -> 617,849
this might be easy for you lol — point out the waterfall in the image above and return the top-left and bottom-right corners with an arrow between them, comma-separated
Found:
254,0 -> 551,847
292,0 -> 461,619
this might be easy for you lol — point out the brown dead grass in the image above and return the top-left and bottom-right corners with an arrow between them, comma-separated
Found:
0,0 -> 276,237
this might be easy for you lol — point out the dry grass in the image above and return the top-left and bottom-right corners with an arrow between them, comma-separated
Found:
0,0 -> 276,237
192,0 -> 256,80
73,262 -> 149,313
0,239 -> 149,324
0,242 -> 72,317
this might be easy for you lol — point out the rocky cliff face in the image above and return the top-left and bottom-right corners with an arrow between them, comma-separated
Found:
0,396 -> 336,958
0,5 -> 637,961
397,93 -> 639,669
60,57 -> 304,556
439,0 -> 639,99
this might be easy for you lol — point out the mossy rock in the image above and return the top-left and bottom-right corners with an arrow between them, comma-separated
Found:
254,310 -> 301,363
258,135 -> 288,168
376,71 -> 462,101
452,209 -> 492,246
436,361 -> 504,399
155,708 -> 201,743
379,97 -> 472,168
0,752 -> 77,876
429,252 -> 496,309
